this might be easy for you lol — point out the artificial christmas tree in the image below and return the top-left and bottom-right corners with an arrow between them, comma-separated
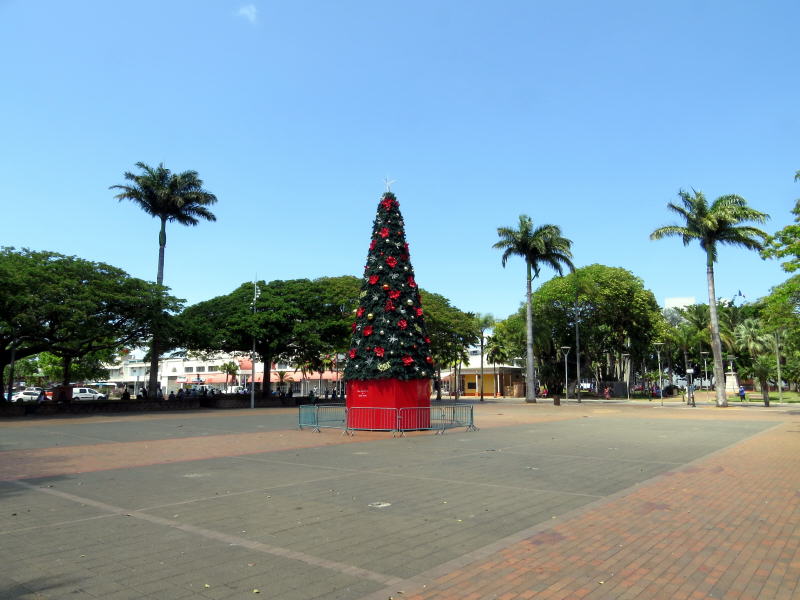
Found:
344,191 -> 433,429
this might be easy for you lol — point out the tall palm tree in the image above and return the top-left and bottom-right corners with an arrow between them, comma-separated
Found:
650,190 -> 768,407
494,215 -> 574,402
111,162 -> 218,394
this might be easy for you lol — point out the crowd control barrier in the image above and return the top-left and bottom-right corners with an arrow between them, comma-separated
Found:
298,404 -> 477,435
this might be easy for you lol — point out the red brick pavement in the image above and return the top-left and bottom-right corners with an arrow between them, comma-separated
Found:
363,417 -> 800,600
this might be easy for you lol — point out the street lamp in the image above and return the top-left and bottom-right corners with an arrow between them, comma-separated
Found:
621,353 -> 630,400
700,351 -> 709,396
250,279 -> 260,410
560,346 -> 571,401
654,343 -> 664,406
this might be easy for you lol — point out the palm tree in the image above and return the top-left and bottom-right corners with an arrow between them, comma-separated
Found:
650,190 -> 768,407
220,361 -> 239,392
734,318 -> 771,358
494,215 -> 574,402
111,162 -> 218,394
486,335 -> 510,397
475,313 -> 495,401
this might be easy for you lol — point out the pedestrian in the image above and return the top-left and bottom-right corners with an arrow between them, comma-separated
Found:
604,386 -> 611,400
141,386 -> 148,400
37,389 -> 46,403
331,389 -> 338,402
121,386 -> 131,401
177,387 -> 185,399
156,386 -> 164,400
168,390 -> 175,401
136,387 -> 143,400
738,385 -> 746,402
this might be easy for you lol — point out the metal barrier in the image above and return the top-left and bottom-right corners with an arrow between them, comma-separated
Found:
347,406 -> 398,433
298,404 -> 346,432
298,404 -> 476,435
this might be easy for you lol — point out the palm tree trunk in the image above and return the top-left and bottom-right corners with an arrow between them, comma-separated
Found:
148,218 -> 167,395
760,378 -> 770,406
706,254 -> 727,407
525,261 -> 536,402
479,336 -> 484,401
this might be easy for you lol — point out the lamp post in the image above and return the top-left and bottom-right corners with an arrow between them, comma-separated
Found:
250,279 -> 260,410
775,332 -> 784,404
654,343 -> 664,406
700,351 -> 709,397
560,346 -> 571,401
621,353 -> 630,400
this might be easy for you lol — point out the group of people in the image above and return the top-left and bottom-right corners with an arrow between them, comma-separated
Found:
119,385 -> 220,401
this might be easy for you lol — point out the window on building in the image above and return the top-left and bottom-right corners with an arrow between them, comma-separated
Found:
207,365 -> 218,372
185,367 -> 194,373
196,366 -> 206,373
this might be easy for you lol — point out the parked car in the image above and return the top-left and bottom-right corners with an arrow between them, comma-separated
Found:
12,390 -> 41,403
72,387 -> 106,401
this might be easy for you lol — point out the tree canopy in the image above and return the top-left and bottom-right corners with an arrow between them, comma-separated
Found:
0,248 -> 179,395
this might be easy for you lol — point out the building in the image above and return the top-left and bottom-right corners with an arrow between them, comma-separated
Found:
104,351 -> 343,396
438,349 -> 524,398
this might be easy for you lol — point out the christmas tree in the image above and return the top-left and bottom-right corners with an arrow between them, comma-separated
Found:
344,191 -> 434,383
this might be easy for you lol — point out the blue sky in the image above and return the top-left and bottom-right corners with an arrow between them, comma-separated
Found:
1,0 -> 797,320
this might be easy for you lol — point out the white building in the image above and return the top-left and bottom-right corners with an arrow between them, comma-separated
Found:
104,351 -> 342,396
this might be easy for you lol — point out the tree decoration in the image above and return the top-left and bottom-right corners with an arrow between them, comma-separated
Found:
344,191 -> 433,381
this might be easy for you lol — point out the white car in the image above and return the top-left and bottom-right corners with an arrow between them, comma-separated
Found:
12,390 -> 41,403
72,387 -> 106,401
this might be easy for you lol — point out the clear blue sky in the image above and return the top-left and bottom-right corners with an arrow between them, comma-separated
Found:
2,1 -> 797,320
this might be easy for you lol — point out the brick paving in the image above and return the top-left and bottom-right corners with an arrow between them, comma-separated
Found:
0,403 -> 798,599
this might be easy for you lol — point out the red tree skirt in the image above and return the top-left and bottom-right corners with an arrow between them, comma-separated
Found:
346,378 -> 430,430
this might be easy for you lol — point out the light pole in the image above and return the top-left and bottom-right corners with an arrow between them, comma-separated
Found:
700,351 -> 709,397
621,353 -> 630,400
561,346 -> 571,401
250,279 -> 260,410
727,354 -> 736,402
654,343 -> 664,406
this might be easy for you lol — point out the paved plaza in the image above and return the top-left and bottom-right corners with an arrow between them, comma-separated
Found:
1,401 -> 799,599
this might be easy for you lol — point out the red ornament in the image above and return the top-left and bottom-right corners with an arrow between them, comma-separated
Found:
408,276 -> 417,288
398,319 -> 408,330
404,243 -> 409,251
349,349 -> 357,359
357,307 -> 365,317
416,308 -> 423,317
363,326 -> 373,336
369,275 -> 379,285
379,227 -> 390,238
386,256 -> 398,268
424,337 -> 431,344
388,290 -> 400,299
380,196 -> 396,211
382,283 -> 390,290
369,239 -> 377,250
351,322 -> 357,332
402,355 -> 414,366
426,356 -> 433,364
385,300 -> 396,311
374,347 -> 385,357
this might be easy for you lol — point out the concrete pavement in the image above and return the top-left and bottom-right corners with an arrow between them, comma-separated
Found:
1,402 -> 798,599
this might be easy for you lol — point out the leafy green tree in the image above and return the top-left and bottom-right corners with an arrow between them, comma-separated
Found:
762,171 -> 800,272
0,248 -> 178,399
493,215 -> 574,402
651,190 -> 769,407
175,278 -> 348,397
111,162 -> 218,394
419,291 -> 478,399
531,265 -> 663,388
